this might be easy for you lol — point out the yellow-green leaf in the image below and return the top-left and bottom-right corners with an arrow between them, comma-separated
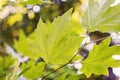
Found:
81,38 -> 120,77
31,8 -> 84,64
21,61 -> 45,79
82,0 -> 120,32
14,31 -> 37,59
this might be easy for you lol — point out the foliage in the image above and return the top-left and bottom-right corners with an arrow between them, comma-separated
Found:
21,61 -> 45,79
56,73 -> 82,80
1,0 -> 120,80
0,55 -> 15,80
30,9 -> 84,64
14,31 -> 36,59
82,0 -> 120,32
81,38 -> 120,77
14,8 -> 84,79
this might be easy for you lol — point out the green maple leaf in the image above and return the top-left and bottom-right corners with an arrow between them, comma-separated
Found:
14,31 -> 37,59
31,8 -> 84,64
21,61 -> 45,79
82,0 -> 120,32
81,38 -> 120,77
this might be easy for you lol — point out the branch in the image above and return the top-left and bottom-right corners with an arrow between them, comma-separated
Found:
41,35 -> 89,80
41,34 -> 119,80
41,51 -> 82,80
85,34 -> 118,45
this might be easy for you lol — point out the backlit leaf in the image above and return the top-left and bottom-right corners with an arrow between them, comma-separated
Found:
31,8 -> 84,64
81,38 -> 120,77
21,61 -> 45,79
14,31 -> 37,59
82,0 -> 120,32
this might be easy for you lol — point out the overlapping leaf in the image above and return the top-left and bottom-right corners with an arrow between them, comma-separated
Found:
81,38 -> 120,77
14,9 -> 84,64
21,61 -> 45,79
82,0 -> 120,32
32,9 -> 84,64
14,31 -> 38,59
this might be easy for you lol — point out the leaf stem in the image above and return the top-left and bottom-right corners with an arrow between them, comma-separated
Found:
41,51 -> 81,80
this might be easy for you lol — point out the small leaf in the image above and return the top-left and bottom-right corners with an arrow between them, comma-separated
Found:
82,0 -> 120,32
14,31 -> 37,59
21,61 -> 45,79
81,38 -> 120,77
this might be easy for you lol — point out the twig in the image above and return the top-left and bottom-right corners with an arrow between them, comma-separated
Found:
85,34 -> 118,45
18,66 -> 31,77
41,51 -> 80,80
41,36 -> 89,80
